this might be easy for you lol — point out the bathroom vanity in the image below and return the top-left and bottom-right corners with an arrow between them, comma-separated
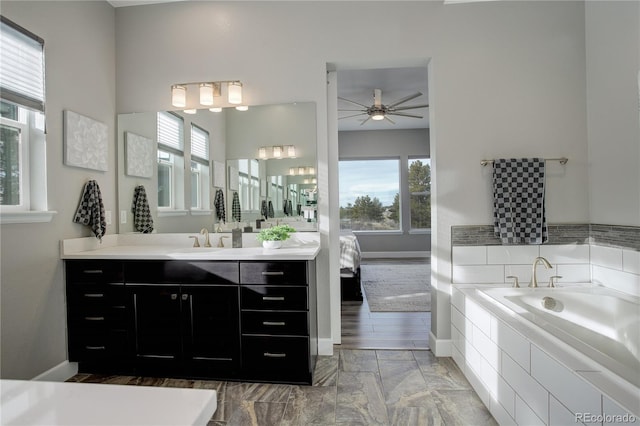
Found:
62,235 -> 320,385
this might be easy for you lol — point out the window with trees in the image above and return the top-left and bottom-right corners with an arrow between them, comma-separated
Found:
408,158 -> 431,230
339,158 -> 400,231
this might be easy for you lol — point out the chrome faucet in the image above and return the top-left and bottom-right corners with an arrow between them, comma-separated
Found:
530,256 -> 552,288
200,228 -> 212,247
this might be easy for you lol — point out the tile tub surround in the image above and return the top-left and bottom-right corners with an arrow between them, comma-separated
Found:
451,224 -> 640,296
450,286 -> 639,425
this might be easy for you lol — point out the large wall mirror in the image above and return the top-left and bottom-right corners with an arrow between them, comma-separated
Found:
117,102 -> 317,234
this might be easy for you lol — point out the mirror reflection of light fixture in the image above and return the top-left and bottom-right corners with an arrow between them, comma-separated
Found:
171,80 -> 244,107
184,109 -> 197,114
171,85 -> 186,108
235,105 -> 249,111
209,107 -> 222,113
288,165 -> 316,176
258,145 -> 298,160
272,145 -> 283,158
298,166 -> 305,175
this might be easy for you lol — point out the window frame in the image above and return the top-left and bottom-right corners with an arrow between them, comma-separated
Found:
156,112 -> 185,216
189,123 -> 210,213
0,17 -> 53,224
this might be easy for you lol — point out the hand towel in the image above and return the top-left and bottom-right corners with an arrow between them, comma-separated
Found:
131,185 -> 154,233
214,188 -> 226,223
261,200 -> 268,220
493,158 -> 548,245
268,200 -> 274,218
73,180 -> 106,240
231,191 -> 241,222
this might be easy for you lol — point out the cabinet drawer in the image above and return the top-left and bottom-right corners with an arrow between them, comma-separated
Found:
125,261 -> 239,284
242,336 -> 309,373
241,286 -> 307,311
68,329 -> 129,362
240,261 -> 307,285
241,311 -> 308,336
66,260 -> 123,284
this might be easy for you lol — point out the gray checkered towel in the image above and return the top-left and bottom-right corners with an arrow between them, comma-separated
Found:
231,191 -> 241,222
132,185 -> 154,233
214,189 -> 226,223
73,180 -> 106,241
268,201 -> 274,218
493,158 -> 548,245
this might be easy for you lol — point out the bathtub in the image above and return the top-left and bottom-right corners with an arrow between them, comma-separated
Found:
478,285 -> 640,389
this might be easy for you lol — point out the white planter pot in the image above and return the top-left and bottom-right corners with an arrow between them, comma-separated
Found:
262,240 -> 282,249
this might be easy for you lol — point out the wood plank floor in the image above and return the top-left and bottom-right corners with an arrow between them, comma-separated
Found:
340,259 -> 431,350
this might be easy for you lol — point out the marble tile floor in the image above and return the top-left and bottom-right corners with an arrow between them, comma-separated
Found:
68,348 -> 496,426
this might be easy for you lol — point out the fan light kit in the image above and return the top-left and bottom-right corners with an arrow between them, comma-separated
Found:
339,88 -> 428,125
171,80 -> 245,111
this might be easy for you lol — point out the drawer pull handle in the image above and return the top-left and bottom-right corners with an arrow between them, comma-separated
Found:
261,271 -> 285,276
83,269 -> 103,274
84,316 -> 105,321
83,293 -> 104,298
263,352 -> 286,358
85,346 -> 106,350
263,321 -> 286,326
262,296 -> 285,301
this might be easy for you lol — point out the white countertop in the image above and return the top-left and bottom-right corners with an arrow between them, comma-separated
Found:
0,380 -> 217,426
61,233 -> 321,261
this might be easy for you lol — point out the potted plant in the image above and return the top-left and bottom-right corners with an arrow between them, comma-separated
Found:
256,224 -> 296,249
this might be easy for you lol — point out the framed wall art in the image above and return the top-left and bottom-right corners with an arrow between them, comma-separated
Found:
125,131 -> 154,178
63,110 -> 109,171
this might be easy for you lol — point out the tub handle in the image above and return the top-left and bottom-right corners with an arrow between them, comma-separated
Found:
549,275 -> 562,288
506,276 -> 520,288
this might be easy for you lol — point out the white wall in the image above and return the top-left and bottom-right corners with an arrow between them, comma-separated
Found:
115,0 -> 591,353
586,1 -> 640,227
0,1 -> 116,379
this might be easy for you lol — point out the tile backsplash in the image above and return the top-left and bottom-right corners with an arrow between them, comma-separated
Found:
451,223 -> 640,296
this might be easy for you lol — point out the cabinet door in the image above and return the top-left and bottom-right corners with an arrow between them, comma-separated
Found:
129,284 -> 182,374
182,285 -> 240,378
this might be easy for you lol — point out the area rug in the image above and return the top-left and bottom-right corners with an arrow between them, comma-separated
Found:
361,262 -> 431,312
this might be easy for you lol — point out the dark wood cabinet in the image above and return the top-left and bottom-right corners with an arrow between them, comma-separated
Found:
66,257 -> 316,384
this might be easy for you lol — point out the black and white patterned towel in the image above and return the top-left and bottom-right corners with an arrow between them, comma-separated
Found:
73,180 -> 106,241
493,158 -> 548,245
231,191 -> 241,222
261,200 -> 268,220
214,189 -> 226,223
267,200 -> 274,218
287,200 -> 293,217
131,185 -> 154,233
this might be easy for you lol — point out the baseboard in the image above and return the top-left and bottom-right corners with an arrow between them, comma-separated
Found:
429,331 -> 452,357
31,360 -> 78,382
318,338 -> 334,356
362,251 -> 430,259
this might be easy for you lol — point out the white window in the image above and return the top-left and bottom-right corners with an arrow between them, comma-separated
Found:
157,112 -> 185,214
237,159 -> 260,212
408,157 -> 431,230
0,16 -> 52,223
190,124 -> 210,211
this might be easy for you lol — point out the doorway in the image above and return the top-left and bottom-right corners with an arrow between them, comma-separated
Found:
333,65 -> 432,350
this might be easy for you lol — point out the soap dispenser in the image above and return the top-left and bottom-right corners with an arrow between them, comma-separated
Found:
232,224 -> 242,248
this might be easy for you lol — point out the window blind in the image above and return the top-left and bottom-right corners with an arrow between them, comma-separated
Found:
190,124 -> 209,164
0,16 -> 45,112
157,112 -> 184,154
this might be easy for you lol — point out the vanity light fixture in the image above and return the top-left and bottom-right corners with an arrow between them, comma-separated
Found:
209,107 -> 223,113
288,166 -> 316,176
235,105 -> 249,111
170,80 -> 244,108
258,145 -> 298,160
183,109 -> 197,114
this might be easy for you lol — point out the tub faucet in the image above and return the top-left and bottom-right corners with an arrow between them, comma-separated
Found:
200,228 -> 211,247
530,256 -> 552,288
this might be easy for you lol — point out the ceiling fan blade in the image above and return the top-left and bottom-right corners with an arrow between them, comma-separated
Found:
359,116 -> 372,126
388,112 -> 423,119
338,108 -> 366,112
393,104 -> 429,111
384,115 -> 396,124
373,89 -> 382,107
387,92 -> 423,108
338,96 -> 370,109
339,113 -> 367,120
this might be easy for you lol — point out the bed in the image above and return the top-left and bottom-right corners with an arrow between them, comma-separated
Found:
340,232 -> 363,301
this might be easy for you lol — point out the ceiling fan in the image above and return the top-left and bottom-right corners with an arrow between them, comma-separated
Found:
338,89 -> 428,125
